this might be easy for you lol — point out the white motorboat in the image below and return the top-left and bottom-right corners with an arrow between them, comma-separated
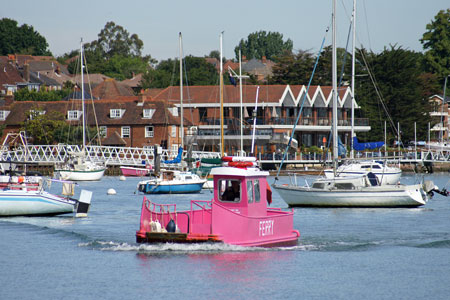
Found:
0,177 -> 92,217
324,159 -> 401,185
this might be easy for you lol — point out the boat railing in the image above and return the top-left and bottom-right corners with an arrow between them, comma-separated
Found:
190,200 -> 213,234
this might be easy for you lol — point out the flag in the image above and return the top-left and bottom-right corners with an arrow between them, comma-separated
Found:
228,71 -> 237,87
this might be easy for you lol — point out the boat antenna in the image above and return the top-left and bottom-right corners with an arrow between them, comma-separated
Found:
251,86 -> 260,155
179,32 -> 184,150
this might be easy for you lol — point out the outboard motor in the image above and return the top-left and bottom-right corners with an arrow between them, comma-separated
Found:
76,190 -> 92,217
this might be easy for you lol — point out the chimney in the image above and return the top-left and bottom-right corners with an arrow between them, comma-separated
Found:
24,63 -> 30,82
262,56 -> 267,63
242,55 -> 247,62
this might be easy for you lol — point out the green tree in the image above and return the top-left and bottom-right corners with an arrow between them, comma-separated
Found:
66,22 -> 156,80
85,21 -> 144,58
0,18 -> 51,55
22,111 -> 67,144
420,9 -> 450,83
356,46 -> 431,143
14,88 -> 71,101
269,50 -> 315,85
140,56 -> 219,88
235,31 -> 293,61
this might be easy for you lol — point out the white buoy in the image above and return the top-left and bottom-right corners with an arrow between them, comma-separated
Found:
107,188 -> 117,195
119,176 -> 126,181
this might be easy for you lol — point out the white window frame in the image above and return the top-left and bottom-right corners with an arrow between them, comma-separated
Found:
110,109 -> 124,119
121,126 -> 130,138
169,107 -> 178,116
171,125 -> 177,138
0,110 -> 10,120
143,109 -> 155,119
145,126 -> 154,138
68,110 -> 81,120
99,126 -> 107,138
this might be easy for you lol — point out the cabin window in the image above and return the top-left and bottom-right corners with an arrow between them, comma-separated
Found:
219,179 -> 241,202
145,126 -> 154,138
254,180 -> 261,203
334,183 -> 355,190
312,182 -> 325,189
247,181 -> 254,203
121,126 -> 130,138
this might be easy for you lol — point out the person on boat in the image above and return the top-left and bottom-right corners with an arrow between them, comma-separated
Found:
222,180 -> 240,201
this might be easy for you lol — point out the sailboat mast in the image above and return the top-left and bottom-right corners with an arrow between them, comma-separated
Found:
239,48 -> 243,155
351,0 -> 356,159
332,0 -> 338,173
220,32 -> 224,156
80,39 -> 86,149
179,32 -> 184,149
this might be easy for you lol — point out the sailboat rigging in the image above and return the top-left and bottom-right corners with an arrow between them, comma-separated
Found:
272,0 -> 439,207
55,39 -> 106,181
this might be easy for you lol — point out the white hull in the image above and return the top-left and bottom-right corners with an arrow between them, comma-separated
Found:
0,189 -> 76,216
57,168 -> 105,181
273,183 -> 427,207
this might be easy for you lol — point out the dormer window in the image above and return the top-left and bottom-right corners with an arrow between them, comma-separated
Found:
29,110 -> 46,120
143,109 -> 155,119
68,110 -> 81,120
110,109 -> 125,119
168,107 -> 178,116
0,110 -> 10,120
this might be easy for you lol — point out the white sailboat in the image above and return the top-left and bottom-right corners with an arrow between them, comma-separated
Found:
272,0 -> 436,208
55,39 -> 106,181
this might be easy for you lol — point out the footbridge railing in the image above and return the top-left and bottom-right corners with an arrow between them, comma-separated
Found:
0,144 -> 221,166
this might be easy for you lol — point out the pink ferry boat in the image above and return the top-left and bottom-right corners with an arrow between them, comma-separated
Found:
136,157 -> 300,247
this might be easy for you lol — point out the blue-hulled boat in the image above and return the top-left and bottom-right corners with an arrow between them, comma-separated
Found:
137,170 -> 206,194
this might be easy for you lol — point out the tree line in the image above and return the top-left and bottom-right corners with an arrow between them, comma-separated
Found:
1,8 -> 449,144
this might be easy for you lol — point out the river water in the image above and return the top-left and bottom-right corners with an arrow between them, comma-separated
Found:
1,173 -> 450,299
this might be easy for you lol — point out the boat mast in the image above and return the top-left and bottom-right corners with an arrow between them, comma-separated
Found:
179,32 -> 184,150
220,32 -> 224,156
239,48 -> 243,155
332,0 -> 338,173
80,39 -> 86,150
350,0 -> 356,159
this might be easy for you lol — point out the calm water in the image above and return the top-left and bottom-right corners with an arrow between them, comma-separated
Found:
1,173 -> 450,300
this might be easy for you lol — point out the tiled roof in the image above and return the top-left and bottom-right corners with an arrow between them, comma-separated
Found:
121,74 -> 143,88
102,131 -> 126,145
92,78 -> 134,99
0,57 -> 25,86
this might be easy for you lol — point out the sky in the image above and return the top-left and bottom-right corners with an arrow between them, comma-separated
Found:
2,0 -> 448,62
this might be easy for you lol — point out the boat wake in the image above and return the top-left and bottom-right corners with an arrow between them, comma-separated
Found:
78,240 -> 308,253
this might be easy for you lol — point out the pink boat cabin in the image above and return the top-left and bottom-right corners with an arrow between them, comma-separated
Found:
136,162 -> 300,247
